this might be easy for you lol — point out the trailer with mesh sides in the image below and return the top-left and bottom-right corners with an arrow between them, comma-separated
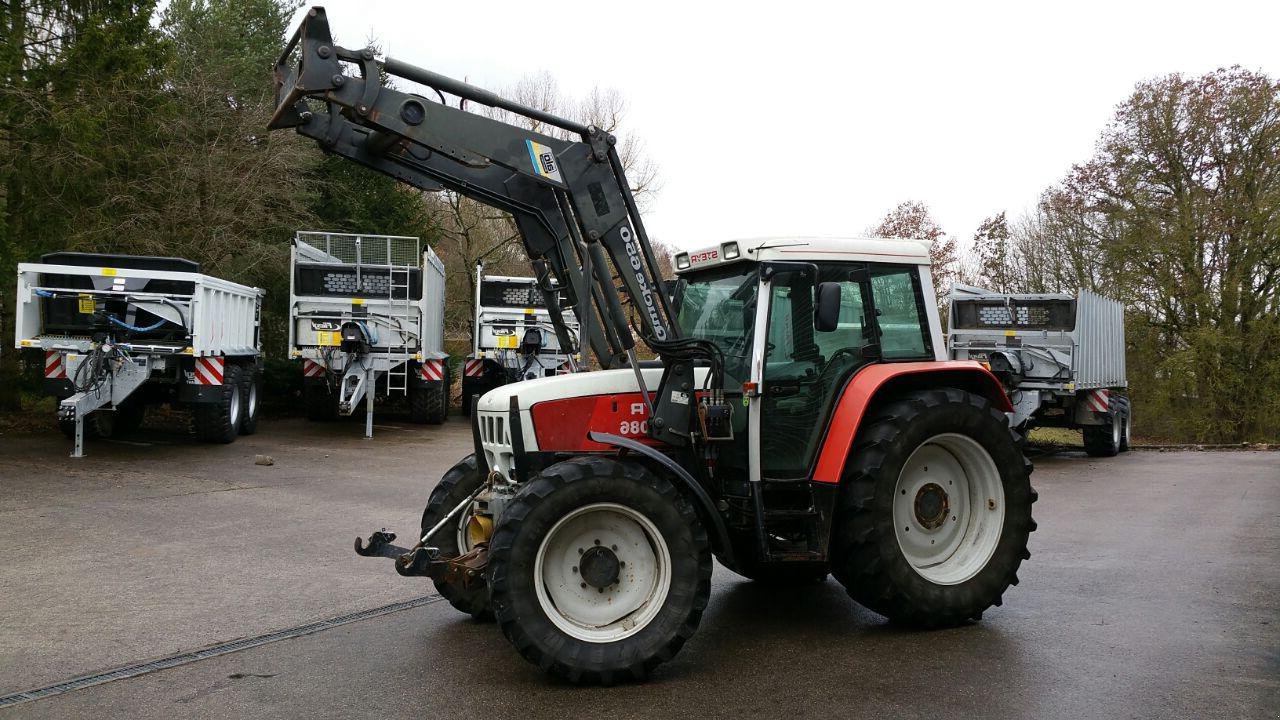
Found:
15,252 -> 265,457
460,264 -> 579,415
289,231 -> 448,436
948,284 -> 1131,456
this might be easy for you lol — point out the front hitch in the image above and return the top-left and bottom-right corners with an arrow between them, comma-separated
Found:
353,527 -> 488,586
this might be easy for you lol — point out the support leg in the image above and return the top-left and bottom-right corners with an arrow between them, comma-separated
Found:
72,415 -> 85,459
364,366 -> 375,438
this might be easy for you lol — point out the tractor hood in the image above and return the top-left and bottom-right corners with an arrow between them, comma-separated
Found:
475,367 -> 666,414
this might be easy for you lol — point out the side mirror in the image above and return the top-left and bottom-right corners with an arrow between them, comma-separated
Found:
815,282 -> 841,332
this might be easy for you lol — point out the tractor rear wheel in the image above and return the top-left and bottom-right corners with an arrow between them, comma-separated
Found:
420,454 -> 491,618
488,456 -> 712,684
831,388 -> 1036,628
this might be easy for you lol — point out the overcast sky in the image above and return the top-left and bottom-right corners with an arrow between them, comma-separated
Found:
292,1 -> 1280,252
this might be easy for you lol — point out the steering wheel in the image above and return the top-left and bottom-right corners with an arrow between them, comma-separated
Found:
815,346 -> 861,385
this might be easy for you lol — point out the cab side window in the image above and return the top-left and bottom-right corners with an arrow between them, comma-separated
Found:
870,268 -> 930,359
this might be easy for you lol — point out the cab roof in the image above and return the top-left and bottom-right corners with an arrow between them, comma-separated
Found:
673,236 -> 931,274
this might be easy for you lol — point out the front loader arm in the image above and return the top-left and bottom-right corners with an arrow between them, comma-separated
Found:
268,6 -> 676,369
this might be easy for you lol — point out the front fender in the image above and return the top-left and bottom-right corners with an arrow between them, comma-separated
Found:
811,361 -> 1012,484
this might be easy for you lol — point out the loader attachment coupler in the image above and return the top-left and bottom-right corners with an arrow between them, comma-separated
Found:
270,6 -> 679,379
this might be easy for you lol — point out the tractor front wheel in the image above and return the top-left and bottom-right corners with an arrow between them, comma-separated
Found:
488,456 -> 712,684
420,454 -> 491,618
831,388 -> 1036,628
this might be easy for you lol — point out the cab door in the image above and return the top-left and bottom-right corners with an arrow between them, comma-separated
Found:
747,262 -> 934,481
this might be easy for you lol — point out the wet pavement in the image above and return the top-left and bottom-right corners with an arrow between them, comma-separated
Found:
1,418 -> 1276,718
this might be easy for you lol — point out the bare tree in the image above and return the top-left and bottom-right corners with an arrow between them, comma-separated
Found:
869,200 -> 960,305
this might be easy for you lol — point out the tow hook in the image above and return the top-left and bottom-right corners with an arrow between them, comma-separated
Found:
353,528 -> 488,585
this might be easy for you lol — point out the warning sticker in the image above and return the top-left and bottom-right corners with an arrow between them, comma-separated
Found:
496,335 -> 518,349
525,139 -> 564,184
316,331 -> 340,346
78,294 -> 94,314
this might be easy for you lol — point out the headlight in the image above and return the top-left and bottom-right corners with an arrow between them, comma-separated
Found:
721,241 -> 740,260
675,253 -> 691,270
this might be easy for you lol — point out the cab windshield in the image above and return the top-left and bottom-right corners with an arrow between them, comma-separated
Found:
673,263 -> 756,384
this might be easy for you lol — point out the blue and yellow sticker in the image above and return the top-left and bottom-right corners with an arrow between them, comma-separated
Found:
525,139 -> 564,184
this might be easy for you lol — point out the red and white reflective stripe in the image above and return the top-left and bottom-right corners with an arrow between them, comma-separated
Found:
421,359 -> 444,382
194,357 -> 225,385
1084,389 -> 1110,413
302,359 -> 326,378
44,351 -> 67,379
463,359 -> 484,378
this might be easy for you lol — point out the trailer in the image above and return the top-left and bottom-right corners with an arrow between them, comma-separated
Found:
459,265 -> 579,415
289,231 -> 448,436
15,252 -> 264,457
948,284 -> 1132,456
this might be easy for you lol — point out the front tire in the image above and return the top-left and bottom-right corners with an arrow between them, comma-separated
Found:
420,455 -> 491,618
489,456 -> 712,684
831,388 -> 1036,628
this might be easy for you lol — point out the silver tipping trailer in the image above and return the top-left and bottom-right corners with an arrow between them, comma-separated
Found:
947,284 -> 1132,456
289,231 -> 448,437
15,252 -> 265,457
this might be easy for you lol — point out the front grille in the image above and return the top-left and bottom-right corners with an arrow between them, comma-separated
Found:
480,413 -> 508,445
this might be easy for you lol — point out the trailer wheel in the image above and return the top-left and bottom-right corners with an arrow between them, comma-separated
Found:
1084,412 -> 1122,457
304,378 -> 337,422
489,456 -> 712,684
1119,409 -> 1132,452
830,388 -> 1036,628
194,364 -> 243,443
416,381 -> 446,425
419,454 -> 491,618
238,363 -> 261,435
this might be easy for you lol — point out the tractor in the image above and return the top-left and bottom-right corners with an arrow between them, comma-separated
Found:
270,6 -> 1036,684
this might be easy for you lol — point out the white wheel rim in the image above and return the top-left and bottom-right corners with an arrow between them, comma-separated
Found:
229,384 -> 241,427
893,434 -> 1005,585
534,502 -> 671,643
247,381 -> 258,417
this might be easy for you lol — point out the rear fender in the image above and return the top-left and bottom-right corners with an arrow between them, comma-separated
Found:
811,361 -> 1012,484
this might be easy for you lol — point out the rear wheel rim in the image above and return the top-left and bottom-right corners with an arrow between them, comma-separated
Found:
534,502 -> 671,643
893,434 -> 1005,585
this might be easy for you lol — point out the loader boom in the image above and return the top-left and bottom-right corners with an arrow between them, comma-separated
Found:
269,7 -> 676,375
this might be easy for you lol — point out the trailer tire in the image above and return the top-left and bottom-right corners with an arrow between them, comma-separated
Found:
193,364 -> 243,443
489,455 -> 713,684
304,378 -> 337,422
419,382 -> 446,425
238,363 -> 261,435
420,454 -> 491,618
830,388 -> 1036,628
1083,413 -> 1122,457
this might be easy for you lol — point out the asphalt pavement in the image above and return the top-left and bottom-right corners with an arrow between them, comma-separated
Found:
0,416 -> 1276,719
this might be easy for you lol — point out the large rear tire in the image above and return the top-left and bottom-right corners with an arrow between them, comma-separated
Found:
489,456 -> 712,684
830,388 -> 1036,628
420,454 -> 491,618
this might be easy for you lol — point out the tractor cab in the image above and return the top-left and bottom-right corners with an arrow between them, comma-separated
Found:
671,237 -> 942,479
